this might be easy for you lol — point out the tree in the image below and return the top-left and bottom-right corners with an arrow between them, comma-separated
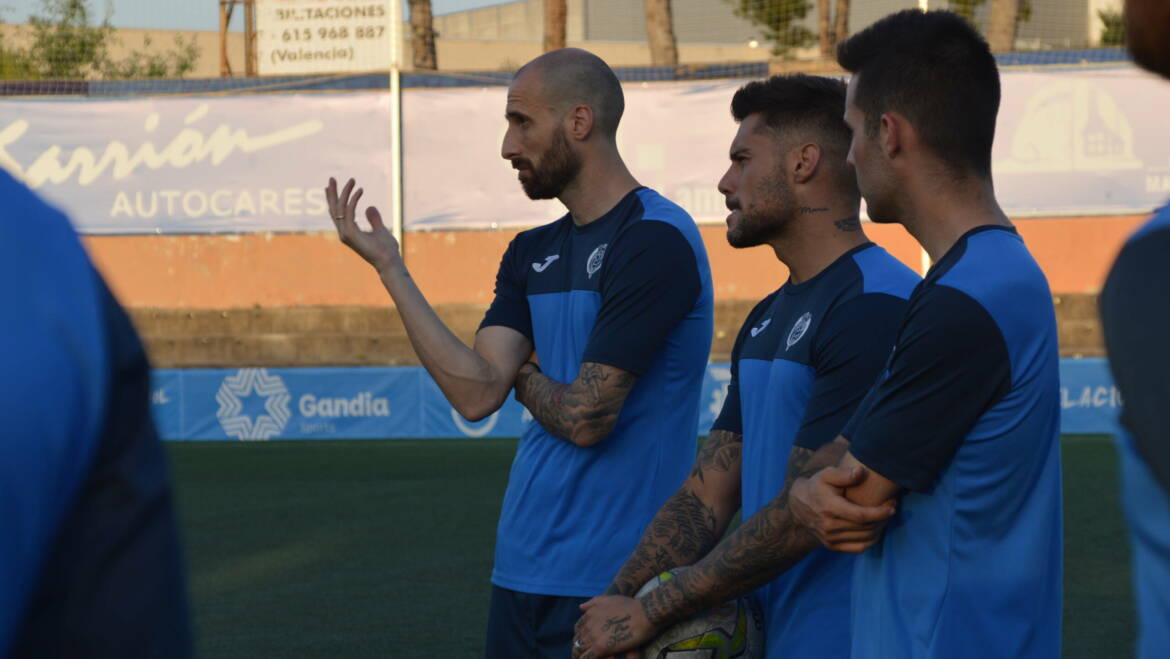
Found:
1098,9 -> 1125,46
986,0 -> 1019,52
723,0 -> 814,57
817,0 -> 849,58
544,0 -> 566,52
645,0 -> 678,67
817,0 -> 831,57
408,0 -> 437,70
0,0 -> 200,79
952,0 -> 1031,51
833,0 -> 849,47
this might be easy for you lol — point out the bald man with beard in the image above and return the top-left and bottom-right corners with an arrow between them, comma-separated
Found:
326,49 -> 713,657
1100,2 -> 1170,657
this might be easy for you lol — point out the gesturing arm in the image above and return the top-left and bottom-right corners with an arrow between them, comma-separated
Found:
327,177 -> 531,420
603,429 -> 744,597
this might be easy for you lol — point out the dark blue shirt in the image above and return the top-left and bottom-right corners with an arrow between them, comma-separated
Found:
0,171 -> 190,657
481,187 -> 714,596
1101,203 -> 1170,659
843,226 -> 1063,658
712,243 -> 918,658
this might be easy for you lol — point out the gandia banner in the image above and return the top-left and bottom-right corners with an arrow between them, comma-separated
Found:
151,361 -> 1119,441
0,91 -> 392,233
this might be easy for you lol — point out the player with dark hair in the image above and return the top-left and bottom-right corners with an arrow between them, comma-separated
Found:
574,11 -> 1062,659
1099,1 -> 1170,656
326,48 -> 713,658
0,171 -> 192,657
571,73 -> 918,659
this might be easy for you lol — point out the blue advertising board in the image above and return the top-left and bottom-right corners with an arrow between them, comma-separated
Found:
150,359 -> 1120,441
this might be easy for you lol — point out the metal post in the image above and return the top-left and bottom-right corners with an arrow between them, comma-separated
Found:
389,0 -> 405,254
244,0 -> 257,77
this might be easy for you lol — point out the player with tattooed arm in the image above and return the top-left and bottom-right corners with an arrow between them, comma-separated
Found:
326,48 -> 713,658
575,12 -> 1063,659
570,74 -> 917,659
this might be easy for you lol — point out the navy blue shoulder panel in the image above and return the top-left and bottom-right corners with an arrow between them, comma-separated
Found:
845,284 -> 1011,492
582,217 -> 702,374
1102,217 -> 1170,493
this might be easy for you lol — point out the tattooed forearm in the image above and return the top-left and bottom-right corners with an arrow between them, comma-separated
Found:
607,487 -> 721,596
690,429 -> 742,484
641,492 -> 818,628
834,216 -> 862,232
607,430 -> 743,596
515,361 -> 636,447
637,440 -> 846,628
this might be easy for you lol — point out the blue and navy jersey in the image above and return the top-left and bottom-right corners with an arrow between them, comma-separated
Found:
0,171 -> 190,657
711,243 -> 918,658
843,226 -> 1063,659
481,187 -> 714,597
1101,204 -> 1170,659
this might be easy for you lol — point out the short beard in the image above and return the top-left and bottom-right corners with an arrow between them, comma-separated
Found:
518,128 -> 581,200
727,171 -> 794,248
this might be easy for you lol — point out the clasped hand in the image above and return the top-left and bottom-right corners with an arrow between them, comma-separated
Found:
789,465 -> 896,553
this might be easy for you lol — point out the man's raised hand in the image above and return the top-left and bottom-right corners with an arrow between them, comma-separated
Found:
326,177 -> 402,274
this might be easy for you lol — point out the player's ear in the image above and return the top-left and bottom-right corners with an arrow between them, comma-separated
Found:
793,143 -> 821,184
566,104 -> 594,141
878,112 -> 904,160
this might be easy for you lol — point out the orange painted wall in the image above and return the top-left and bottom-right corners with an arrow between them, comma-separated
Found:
81,214 -> 1148,309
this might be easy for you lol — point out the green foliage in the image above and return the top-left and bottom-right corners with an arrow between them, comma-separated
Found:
0,0 -> 201,80
722,0 -> 814,57
949,0 -> 1032,26
101,33 -> 200,80
1098,9 -> 1125,47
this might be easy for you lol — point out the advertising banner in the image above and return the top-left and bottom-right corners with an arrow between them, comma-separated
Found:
404,66 -> 1170,229
255,0 -> 398,76
0,92 -> 392,233
5,66 -> 1166,234
151,359 -> 1120,441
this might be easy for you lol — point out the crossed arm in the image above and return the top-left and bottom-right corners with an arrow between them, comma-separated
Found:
514,360 -> 637,447
572,436 -> 901,658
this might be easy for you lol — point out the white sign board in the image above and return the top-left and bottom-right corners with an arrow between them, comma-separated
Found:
256,0 -> 397,75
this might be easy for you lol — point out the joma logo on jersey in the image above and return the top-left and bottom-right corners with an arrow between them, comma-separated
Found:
587,243 -> 608,278
532,255 -> 559,272
750,319 -> 771,337
786,312 -> 812,350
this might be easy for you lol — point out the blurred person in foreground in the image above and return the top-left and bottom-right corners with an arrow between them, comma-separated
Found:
575,11 -> 1063,659
326,48 -> 713,657
1099,1 -> 1170,656
0,171 -> 191,657
574,74 -> 918,659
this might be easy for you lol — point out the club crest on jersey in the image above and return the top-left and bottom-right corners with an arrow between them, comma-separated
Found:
586,243 -> 608,279
787,312 -> 812,350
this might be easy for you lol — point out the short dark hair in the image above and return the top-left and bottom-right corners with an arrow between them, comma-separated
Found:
837,10 -> 1000,177
731,74 -> 855,190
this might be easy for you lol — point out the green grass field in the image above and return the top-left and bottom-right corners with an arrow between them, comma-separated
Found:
170,435 -> 1134,658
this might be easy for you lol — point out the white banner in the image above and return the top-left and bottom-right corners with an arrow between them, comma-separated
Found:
0,92 -> 393,233
404,66 -> 1170,230
256,0 -> 397,75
